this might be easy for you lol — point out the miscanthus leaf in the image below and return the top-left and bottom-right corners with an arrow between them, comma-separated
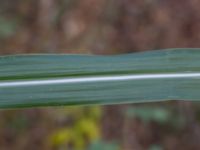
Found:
0,48 -> 200,108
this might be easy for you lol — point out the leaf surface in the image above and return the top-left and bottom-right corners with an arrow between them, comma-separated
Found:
0,48 -> 200,108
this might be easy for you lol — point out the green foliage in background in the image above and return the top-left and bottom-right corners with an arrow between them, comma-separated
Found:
0,16 -> 18,38
88,140 -> 120,150
125,106 -> 185,128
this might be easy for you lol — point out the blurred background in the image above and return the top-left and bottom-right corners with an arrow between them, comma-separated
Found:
0,0 -> 200,149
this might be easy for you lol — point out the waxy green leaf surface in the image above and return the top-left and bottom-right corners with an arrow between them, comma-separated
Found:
0,49 -> 200,108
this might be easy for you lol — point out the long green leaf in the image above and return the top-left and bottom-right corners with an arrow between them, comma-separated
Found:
0,48 -> 200,108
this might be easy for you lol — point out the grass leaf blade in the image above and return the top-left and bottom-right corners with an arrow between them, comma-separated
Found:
0,48 -> 200,108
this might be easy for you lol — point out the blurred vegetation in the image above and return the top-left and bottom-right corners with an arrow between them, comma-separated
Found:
1,0 -> 200,150
125,106 -> 185,127
88,140 -> 120,150
48,106 -> 101,150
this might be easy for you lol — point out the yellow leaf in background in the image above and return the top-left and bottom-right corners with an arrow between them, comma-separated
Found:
75,118 -> 100,140
49,128 -> 72,146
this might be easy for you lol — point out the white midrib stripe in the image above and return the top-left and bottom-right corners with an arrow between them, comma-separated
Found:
1,73 -> 200,87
